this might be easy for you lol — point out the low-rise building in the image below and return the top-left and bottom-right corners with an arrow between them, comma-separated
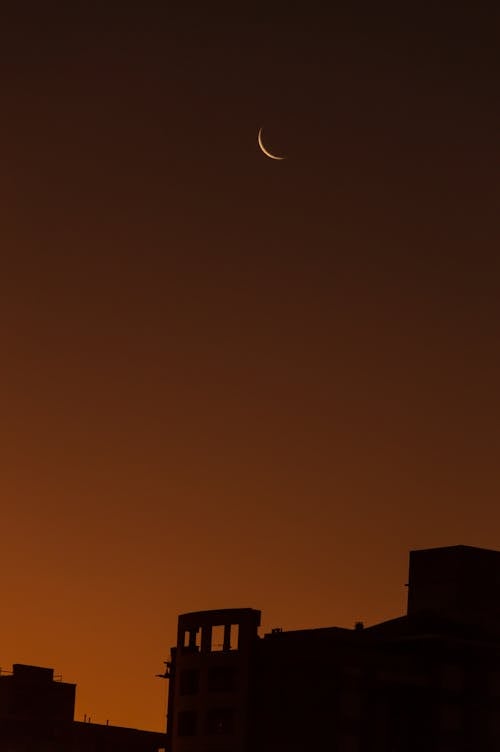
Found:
0,663 -> 166,752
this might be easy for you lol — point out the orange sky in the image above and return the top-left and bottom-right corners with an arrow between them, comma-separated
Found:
1,2 -> 498,731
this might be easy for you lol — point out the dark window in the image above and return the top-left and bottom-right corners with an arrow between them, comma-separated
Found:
180,669 -> 200,695
208,666 -> 237,692
206,707 -> 235,735
177,710 -> 197,736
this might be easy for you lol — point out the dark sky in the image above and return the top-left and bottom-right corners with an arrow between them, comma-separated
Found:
1,1 -> 498,731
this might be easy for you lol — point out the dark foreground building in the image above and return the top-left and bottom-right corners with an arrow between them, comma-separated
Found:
165,545 -> 500,752
0,663 -> 166,752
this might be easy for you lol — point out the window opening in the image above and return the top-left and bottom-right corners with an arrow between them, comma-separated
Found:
229,624 -> 239,650
211,625 -> 225,651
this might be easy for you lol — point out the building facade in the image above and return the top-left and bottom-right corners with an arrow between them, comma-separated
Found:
165,545 -> 500,752
0,663 -> 166,752
165,609 -> 260,752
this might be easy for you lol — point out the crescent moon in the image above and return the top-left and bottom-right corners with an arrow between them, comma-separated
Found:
258,128 -> 285,161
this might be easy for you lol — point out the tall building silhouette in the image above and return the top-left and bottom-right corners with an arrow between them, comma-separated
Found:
165,545 -> 500,751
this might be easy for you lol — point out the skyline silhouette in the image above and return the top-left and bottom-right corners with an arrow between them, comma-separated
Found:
4,545 -> 500,750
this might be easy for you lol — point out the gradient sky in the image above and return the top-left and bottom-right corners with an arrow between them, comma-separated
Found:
1,1 -> 498,731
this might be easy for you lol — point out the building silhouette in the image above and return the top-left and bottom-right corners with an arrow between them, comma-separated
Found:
165,545 -> 500,751
0,663 -> 166,751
